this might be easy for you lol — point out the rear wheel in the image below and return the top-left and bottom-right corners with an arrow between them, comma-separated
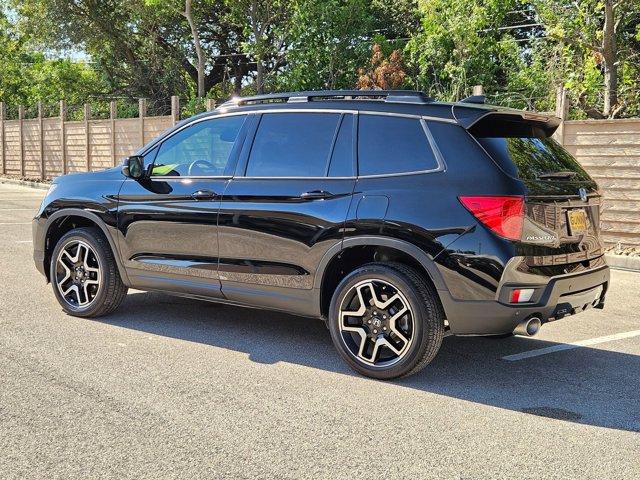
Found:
328,262 -> 444,380
50,227 -> 127,317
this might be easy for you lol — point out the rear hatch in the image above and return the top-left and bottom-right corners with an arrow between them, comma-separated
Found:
469,113 -> 603,265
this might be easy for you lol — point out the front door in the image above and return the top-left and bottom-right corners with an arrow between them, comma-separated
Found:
217,111 -> 357,316
117,114 -> 248,298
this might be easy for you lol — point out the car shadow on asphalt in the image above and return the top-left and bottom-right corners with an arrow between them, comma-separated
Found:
98,291 -> 639,434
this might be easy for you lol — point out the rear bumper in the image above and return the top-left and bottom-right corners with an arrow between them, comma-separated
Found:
441,264 -> 610,335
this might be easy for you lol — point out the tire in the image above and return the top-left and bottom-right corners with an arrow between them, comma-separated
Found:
49,227 -> 128,318
328,262 -> 444,380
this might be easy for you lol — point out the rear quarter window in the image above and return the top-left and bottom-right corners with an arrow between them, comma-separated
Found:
358,115 -> 439,176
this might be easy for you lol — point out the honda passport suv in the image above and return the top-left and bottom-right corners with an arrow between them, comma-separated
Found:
33,90 -> 609,379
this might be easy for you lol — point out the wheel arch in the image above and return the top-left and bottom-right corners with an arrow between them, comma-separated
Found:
315,236 -> 449,319
42,209 -> 129,285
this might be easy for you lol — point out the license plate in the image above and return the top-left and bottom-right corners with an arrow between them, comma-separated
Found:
567,209 -> 588,235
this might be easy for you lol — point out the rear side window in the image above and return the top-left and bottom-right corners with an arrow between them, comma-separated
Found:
358,115 -> 439,176
246,113 -> 340,177
471,116 -> 591,182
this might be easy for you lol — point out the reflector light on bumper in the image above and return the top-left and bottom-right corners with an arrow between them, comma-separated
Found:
510,288 -> 534,303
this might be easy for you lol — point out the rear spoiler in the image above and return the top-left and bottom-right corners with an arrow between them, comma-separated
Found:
452,105 -> 561,137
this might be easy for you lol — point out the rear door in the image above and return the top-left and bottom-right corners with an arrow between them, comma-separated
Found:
217,110 -> 356,316
470,114 -> 603,260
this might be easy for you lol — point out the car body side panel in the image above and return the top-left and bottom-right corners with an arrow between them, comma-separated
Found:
32,167 -> 127,282
217,177 -> 356,316
116,176 -> 230,297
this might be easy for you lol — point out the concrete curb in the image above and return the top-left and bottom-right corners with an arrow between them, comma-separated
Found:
0,177 -> 50,190
605,254 -> 640,272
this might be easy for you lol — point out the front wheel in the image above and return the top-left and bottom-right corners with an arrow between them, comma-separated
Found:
328,262 -> 444,380
50,227 -> 127,317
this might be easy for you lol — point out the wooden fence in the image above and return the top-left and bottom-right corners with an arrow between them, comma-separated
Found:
0,96 -> 638,246
0,96 -> 217,179
558,118 -> 640,246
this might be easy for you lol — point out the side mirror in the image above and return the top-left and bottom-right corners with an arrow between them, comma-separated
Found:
122,155 -> 145,179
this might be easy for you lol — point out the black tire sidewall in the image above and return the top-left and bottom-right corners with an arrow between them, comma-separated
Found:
328,264 -> 436,380
49,228 -> 112,317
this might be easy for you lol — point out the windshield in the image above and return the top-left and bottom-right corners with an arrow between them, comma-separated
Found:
477,135 -> 592,182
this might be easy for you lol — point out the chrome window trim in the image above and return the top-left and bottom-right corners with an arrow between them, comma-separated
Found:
144,108 -> 454,180
235,176 -> 357,180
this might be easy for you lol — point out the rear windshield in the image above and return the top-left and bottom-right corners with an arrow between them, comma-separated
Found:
472,117 -> 591,182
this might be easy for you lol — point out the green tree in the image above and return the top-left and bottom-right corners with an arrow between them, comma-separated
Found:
225,0 -> 290,94
280,0 -> 375,91
406,0 -> 523,101
0,10 -> 106,108
534,0 -> 640,118
9,0 -> 253,100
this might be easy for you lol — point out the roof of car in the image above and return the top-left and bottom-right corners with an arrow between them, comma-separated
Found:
137,90 -> 560,156
168,90 -> 559,138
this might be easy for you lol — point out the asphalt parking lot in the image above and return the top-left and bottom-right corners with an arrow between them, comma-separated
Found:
0,181 -> 639,479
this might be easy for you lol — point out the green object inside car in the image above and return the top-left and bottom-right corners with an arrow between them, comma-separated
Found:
151,164 -> 179,176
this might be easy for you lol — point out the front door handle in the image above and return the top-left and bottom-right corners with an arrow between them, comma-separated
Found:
300,190 -> 334,200
191,189 -> 217,200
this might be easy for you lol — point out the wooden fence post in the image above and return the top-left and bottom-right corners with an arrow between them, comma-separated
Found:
84,103 -> 91,172
171,96 -> 180,126
0,102 -> 5,175
60,100 -> 67,175
139,98 -> 147,148
554,85 -> 569,145
110,100 -> 117,166
206,98 -> 216,111
38,102 -> 45,180
18,105 -> 24,178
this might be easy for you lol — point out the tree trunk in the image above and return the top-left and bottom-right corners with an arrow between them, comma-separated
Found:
256,60 -> 264,94
234,64 -> 243,94
249,0 -> 265,94
184,0 -> 205,98
602,0 -> 618,117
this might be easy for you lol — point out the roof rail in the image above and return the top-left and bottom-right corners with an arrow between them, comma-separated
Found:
219,90 -> 434,108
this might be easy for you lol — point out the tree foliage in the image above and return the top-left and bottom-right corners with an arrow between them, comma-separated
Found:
1,0 -> 639,119
0,10 -> 106,108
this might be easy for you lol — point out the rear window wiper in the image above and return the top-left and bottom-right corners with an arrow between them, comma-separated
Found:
537,171 -> 577,180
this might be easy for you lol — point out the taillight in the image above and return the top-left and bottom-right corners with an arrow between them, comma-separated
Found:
459,196 -> 524,240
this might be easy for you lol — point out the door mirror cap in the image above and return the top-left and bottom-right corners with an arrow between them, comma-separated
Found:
122,155 -> 145,179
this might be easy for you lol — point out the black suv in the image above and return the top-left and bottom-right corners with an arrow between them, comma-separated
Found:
33,90 -> 609,379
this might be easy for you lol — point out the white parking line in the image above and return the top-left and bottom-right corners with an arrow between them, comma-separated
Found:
0,222 -> 31,225
0,208 -> 35,211
502,329 -> 640,361
15,240 -> 32,243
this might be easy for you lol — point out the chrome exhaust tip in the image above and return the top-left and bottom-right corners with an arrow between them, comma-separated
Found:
513,317 -> 542,337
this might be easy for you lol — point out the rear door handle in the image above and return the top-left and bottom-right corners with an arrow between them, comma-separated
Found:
191,189 -> 217,200
300,190 -> 334,200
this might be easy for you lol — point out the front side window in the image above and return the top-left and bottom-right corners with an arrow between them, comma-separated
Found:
151,116 -> 245,176
358,115 -> 439,176
246,113 -> 341,177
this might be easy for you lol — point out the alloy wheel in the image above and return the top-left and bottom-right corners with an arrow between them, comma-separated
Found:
55,240 -> 102,308
338,278 -> 414,367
